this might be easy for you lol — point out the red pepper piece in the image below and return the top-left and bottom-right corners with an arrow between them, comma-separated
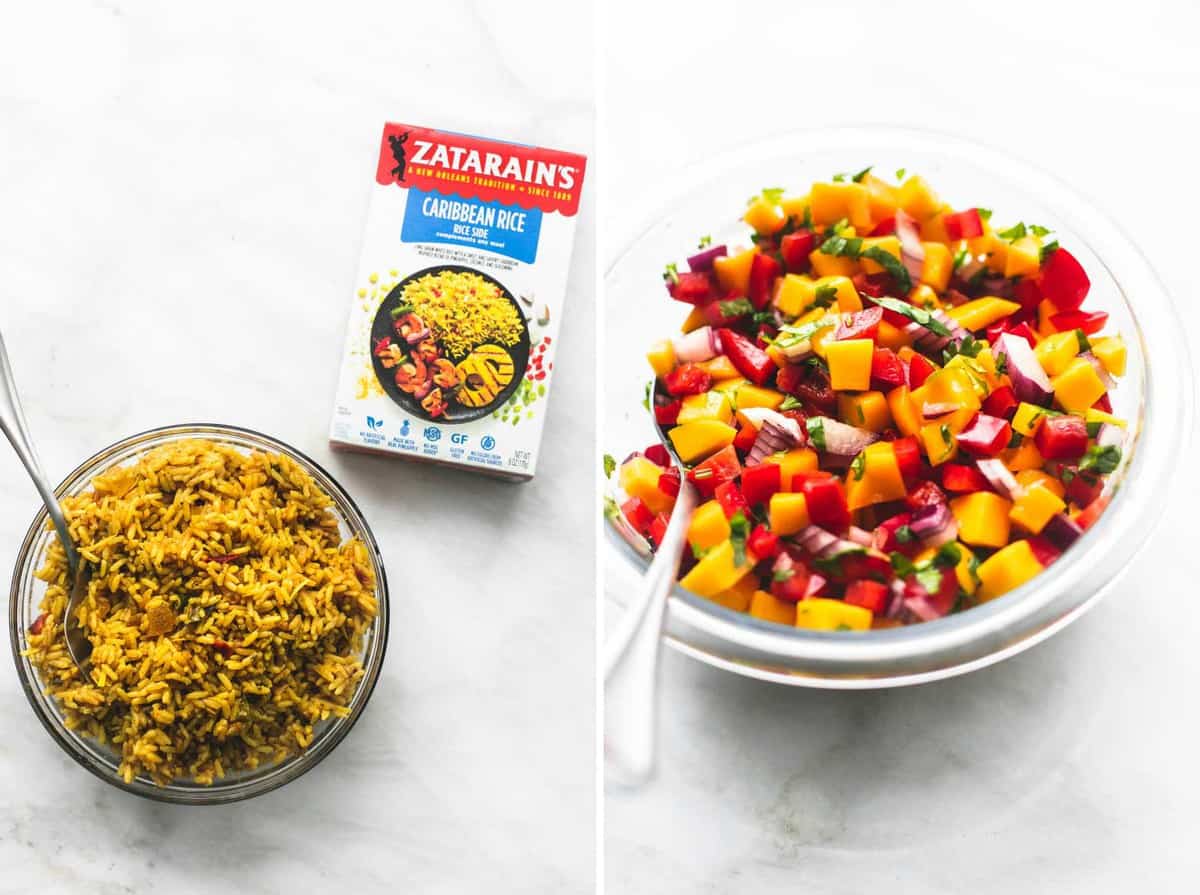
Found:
801,476 -> 851,530
747,524 -> 780,559
956,413 -> 1012,456
906,480 -> 947,510
844,579 -> 890,614
28,612 -> 47,636
748,253 -> 782,310
892,436 -> 922,482
1034,414 -> 1088,460
654,400 -> 681,426
657,467 -> 681,498
982,384 -> 1019,420
687,445 -> 741,498
621,497 -> 655,534
1092,393 -> 1112,413
834,306 -> 883,342
732,423 -> 758,453
779,230 -> 816,272
1075,495 -> 1109,531
853,272 -> 894,298
1012,277 -> 1042,314
643,444 -> 670,467
1026,536 -> 1062,567
648,512 -> 671,549
1050,310 -> 1108,335
1064,468 -> 1104,507
715,480 -> 751,520
870,347 -> 906,389
667,270 -> 714,304
876,511 -> 915,553
869,217 -> 896,236
1040,247 -> 1090,310
664,363 -> 712,397
943,208 -> 985,241
985,318 -> 1037,349
770,558 -> 811,602
741,462 -> 782,506
941,463 -> 991,493
699,294 -> 750,328
717,328 -> 775,385
907,354 -> 937,389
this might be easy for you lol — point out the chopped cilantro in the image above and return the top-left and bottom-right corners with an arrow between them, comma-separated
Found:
890,552 -> 917,577
748,187 -> 785,206
994,351 -> 1008,375
952,247 -> 969,272
808,418 -> 826,452
977,208 -> 993,221
719,297 -> 755,318
642,382 -> 651,412
603,454 -> 616,479
820,234 -> 864,258
865,295 -> 951,336
813,549 -> 865,577
813,282 -> 840,308
851,166 -> 873,183
1075,329 -> 1092,353
773,568 -> 795,583
1079,444 -> 1121,475
997,222 -> 1027,241
1039,240 -> 1059,262
1007,430 -> 1023,448
801,206 -> 814,230
940,424 -> 952,445
1029,224 -> 1052,237
698,235 -> 712,249
967,553 -> 982,588
895,525 -> 916,544
1086,420 -> 1103,438
691,543 -> 711,561
662,262 -> 679,284
860,246 -> 914,294
915,565 -> 944,594
943,334 -> 984,364
832,172 -> 847,182
895,167 -> 907,180
933,542 -> 962,568
780,395 -> 803,411
850,451 -> 867,480
729,510 -> 751,565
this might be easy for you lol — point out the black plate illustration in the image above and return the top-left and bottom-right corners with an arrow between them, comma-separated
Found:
369,264 -> 531,424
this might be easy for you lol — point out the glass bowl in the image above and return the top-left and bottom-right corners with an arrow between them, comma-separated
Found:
605,126 -> 1190,687
8,424 -> 390,803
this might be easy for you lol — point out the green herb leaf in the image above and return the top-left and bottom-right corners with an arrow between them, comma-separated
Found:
1079,444 -> 1121,475
1040,240 -> 1059,263
642,382 -> 651,412
895,525 -> 916,544
832,172 -> 848,182
895,167 -> 907,180
747,187 -> 785,206
698,235 -> 712,249
662,262 -> 679,284
772,568 -> 795,583
915,565 -> 944,594
752,309 -> 777,325
719,297 -> 755,318
808,418 -> 826,452
603,454 -> 616,479
1007,430 -> 1023,448
1029,224 -> 1052,237
860,247 -> 914,294
1075,329 -> 1092,353
943,334 -> 984,364
814,282 -> 840,308
850,451 -> 867,480
1086,420 -> 1103,438
851,166 -> 873,183
820,234 -> 864,258
997,222 -> 1027,241
801,206 -> 814,230
691,543 -> 710,561
994,351 -> 1008,375
729,510 -> 751,566
865,295 -> 950,336
952,247 -> 969,272
933,542 -> 962,569
890,552 -> 917,577
603,495 -> 621,523
780,395 -> 803,411
978,208 -> 993,222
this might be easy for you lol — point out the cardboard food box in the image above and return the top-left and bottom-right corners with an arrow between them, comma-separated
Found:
330,122 -> 587,480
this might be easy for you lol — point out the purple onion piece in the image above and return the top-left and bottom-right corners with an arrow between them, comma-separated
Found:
995,332 -> 1053,406
1042,513 -> 1083,550
672,326 -> 718,363
686,244 -> 728,272
976,458 -> 1022,499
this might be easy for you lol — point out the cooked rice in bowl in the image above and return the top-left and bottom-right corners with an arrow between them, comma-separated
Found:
22,439 -> 379,786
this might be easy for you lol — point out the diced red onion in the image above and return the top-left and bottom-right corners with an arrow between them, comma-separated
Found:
904,594 -> 945,622
995,332 -> 1053,406
895,210 -> 926,282
980,276 -> 1015,298
905,309 -> 968,353
847,526 -> 875,547
1096,423 -> 1124,448
1042,513 -> 1083,550
746,417 -> 803,466
673,326 -> 718,363
779,337 -> 815,362
811,416 -> 878,456
886,579 -> 908,619
910,502 -> 958,548
922,401 -> 960,417
805,574 -> 827,597
795,525 -> 843,557
687,244 -> 727,272
976,458 -> 1022,499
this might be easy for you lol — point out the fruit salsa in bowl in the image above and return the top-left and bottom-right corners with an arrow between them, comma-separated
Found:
604,127 -> 1189,686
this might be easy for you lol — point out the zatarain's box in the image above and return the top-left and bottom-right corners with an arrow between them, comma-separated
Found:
330,123 -> 587,480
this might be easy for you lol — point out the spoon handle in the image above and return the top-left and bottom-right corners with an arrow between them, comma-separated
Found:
0,332 -> 78,573
604,480 -> 697,786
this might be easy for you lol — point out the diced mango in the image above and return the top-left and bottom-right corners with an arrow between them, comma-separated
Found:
814,275 -> 862,312
708,574 -> 757,612
810,324 -> 836,359
838,390 -> 891,432
859,236 -> 902,275
779,193 -> 811,221
810,181 -> 872,230
1053,358 -> 1107,413
774,274 -> 817,317
976,540 -> 1044,602
875,319 -> 912,351
950,491 -> 1012,548
778,448 -> 819,490
749,589 -> 797,625
1015,468 -> 1066,499
1085,408 -> 1126,429
713,248 -> 757,296
647,339 -> 675,377
668,420 -> 737,464
1035,330 -> 1082,376
920,421 -> 958,466
619,456 -> 675,515
735,384 -> 785,410
809,250 -> 858,279
697,355 -> 741,381
1036,299 -> 1059,338
861,174 -> 898,222
1009,483 -> 1066,534
1012,402 -> 1049,437
920,242 -> 953,292
1001,438 -> 1044,472
887,385 -> 923,437
914,542 -> 977,596
946,297 -> 1022,333
909,283 -> 942,310
677,390 -> 733,425
769,492 -> 811,536
688,500 -> 732,550
795,598 -> 872,631
826,338 -> 874,391
679,539 -> 756,598
919,367 -> 982,412
1004,236 -> 1042,278
1090,335 -> 1127,377
744,197 -> 785,235
845,441 -> 907,510
984,238 -> 1009,274
897,176 -> 941,219
713,376 -> 748,396
681,306 -> 707,333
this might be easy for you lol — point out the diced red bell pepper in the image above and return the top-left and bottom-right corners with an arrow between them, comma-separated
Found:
741,462 -> 782,506
1075,495 -> 1109,531
941,462 -> 990,493
715,480 -> 751,520
907,354 -> 937,389
717,328 -> 775,385
1064,468 -> 1104,507
1034,414 -> 1088,460
1013,277 -> 1042,314
870,347 -> 907,389
892,436 -> 921,482
657,467 -> 681,497
748,252 -> 782,310
700,295 -> 751,328
906,480 -> 947,510
981,384 -> 1019,420
780,230 -> 816,272
834,306 -> 883,342
621,497 -> 655,534
880,305 -> 913,328
667,270 -> 715,304
869,217 -> 896,237
956,413 -> 1011,456
943,208 -> 985,241
770,556 -> 811,602
755,324 -> 778,349
985,318 -> 1037,349
643,444 -> 670,467
28,612 -> 47,636
1026,536 -> 1062,567
733,423 -> 758,452
836,552 -> 892,583
747,524 -> 780,560
876,511 -> 915,553
654,400 -> 681,426
844,579 -> 889,614
1050,310 -> 1108,335
664,363 -> 712,396
687,445 -> 741,498
648,512 -> 670,549
1092,393 -> 1112,413
1040,247 -> 1090,310
801,476 -> 851,530
853,272 -> 894,299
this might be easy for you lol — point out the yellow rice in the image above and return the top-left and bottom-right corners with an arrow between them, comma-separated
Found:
401,269 -> 523,357
24,440 -> 378,786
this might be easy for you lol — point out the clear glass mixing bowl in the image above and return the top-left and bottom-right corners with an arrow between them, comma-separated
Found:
605,126 -> 1190,687
8,424 -> 390,803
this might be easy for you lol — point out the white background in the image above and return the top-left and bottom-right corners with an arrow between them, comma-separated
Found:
602,1 -> 1200,892
0,2 -> 593,893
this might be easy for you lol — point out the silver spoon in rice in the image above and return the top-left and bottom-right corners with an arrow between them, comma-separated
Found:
0,333 -> 92,673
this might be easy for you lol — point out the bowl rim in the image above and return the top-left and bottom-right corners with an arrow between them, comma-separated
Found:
8,422 -> 391,803
604,124 -> 1192,679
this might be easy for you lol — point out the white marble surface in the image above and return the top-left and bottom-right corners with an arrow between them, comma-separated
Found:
0,3 -> 593,893
603,2 -> 1200,891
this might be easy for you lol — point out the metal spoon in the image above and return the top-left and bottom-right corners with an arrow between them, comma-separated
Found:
0,332 -> 92,672
604,380 -> 697,785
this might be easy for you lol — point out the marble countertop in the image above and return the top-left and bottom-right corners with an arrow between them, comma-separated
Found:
0,3 -> 593,893
603,2 -> 1200,891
